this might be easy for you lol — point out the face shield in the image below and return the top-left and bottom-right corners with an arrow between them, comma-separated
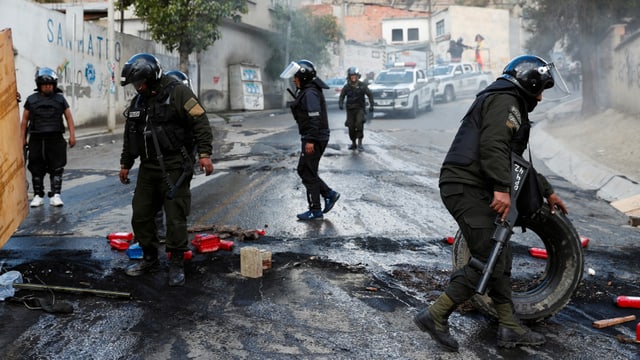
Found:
131,79 -> 146,91
280,61 -> 301,79
543,62 -> 571,100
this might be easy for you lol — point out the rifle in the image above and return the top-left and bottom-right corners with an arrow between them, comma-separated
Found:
468,152 -> 531,295
146,114 -> 193,200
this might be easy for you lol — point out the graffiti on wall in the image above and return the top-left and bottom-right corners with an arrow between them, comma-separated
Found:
47,18 -> 121,62
617,49 -> 640,90
108,61 -> 116,94
45,18 -> 122,103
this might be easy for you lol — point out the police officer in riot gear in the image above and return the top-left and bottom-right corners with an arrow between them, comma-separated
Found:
20,67 -> 76,207
165,70 -> 193,90
413,55 -> 569,351
339,66 -> 374,151
280,59 -> 340,220
119,53 -> 214,287
154,69 -> 194,242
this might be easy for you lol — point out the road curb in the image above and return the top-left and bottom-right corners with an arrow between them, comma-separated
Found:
532,109 -> 640,203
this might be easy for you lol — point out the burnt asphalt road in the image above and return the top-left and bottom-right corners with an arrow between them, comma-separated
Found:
1,101 -> 640,359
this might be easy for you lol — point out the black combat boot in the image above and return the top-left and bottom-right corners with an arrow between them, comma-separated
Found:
32,176 -> 45,197
125,247 -> 160,276
414,293 -> 459,352
50,173 -> 63,195
30,176 -> 45,207
495,303 -> 545,348
168,254 -> 185,287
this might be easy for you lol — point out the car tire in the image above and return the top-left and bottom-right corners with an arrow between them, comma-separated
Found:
451,204 -> 584,322
426,91 -> 435,112
409,97 -> 418,118
444,86 -> 455,103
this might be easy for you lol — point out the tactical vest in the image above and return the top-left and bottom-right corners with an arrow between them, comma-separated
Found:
124,81 -> 194,160
443,91 -> 530,166
28,93 -> 66,133
344,81 -> 368,108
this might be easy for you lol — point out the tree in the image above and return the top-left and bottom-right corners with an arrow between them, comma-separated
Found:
264,5 -> 342,80
127,0 -> 248,75
523,0 -> 640,114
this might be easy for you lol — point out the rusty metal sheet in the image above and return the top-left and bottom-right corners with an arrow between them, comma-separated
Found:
0,28 -> 28,248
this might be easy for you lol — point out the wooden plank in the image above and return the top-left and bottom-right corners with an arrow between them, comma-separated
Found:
0,28 -> 29,249
592,315 -> 636,329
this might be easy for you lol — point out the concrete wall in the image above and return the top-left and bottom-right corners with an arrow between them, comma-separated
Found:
381,17 -> 430,45
198,21 -> 277,112
605,25 -> 640,114
109,1 -> 280,112
320,4 -> 510,82
3,0 -> 179,128
432,6 -> 510,73
321,43 -> 386,81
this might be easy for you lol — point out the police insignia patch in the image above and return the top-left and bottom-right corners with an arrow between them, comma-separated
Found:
185,98 -> 205,116
506,105 -> 521,130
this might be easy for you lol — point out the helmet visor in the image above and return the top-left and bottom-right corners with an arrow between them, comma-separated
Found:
131,79 -> 146,89
279,61 -> 301,79
545,62 -> 571,99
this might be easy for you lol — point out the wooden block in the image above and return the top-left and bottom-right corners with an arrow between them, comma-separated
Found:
261,250 -> 272,270
240,247 -> 263,278
612,194 -> 640,214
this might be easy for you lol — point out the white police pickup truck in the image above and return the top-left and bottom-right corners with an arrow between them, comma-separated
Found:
430,62 -> 493,103
369,63 -> 435,118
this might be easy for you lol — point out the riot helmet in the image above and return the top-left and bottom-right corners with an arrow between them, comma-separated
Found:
501,55 -> 556,98
120,53 -> 163,89
347,67 -> 361,80
35,67 -> 58,88
165,70 -> 192,89
280,59 -> 317,84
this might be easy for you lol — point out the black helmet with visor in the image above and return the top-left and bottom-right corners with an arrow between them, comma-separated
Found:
501,55 -> 569,98
120,53 -> 163,90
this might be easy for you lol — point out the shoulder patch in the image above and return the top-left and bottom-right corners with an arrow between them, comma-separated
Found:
506,105 -> 521,130
184,97 -> 205,117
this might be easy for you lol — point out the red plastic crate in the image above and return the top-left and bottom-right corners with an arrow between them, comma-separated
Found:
109,238 -> 130,251
191,234 -> 220,253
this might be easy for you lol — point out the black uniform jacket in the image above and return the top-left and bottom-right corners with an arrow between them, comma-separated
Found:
440,78 -> 553,197
290,79 -> 330,143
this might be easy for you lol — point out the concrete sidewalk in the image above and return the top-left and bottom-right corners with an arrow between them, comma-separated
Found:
72,113 -> 230,148
532,98 -> 640,220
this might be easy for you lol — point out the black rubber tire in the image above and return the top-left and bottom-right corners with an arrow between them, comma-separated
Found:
444,86 -> 455,103
409,97 -> 418,118
425,91 -> 435,112
451,204 -> 584,322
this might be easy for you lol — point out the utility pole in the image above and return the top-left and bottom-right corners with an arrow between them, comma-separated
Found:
427,0 -> 434,70
107,0 -> 116,131
281,0 -> 293,109
339,0 -> 346,69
